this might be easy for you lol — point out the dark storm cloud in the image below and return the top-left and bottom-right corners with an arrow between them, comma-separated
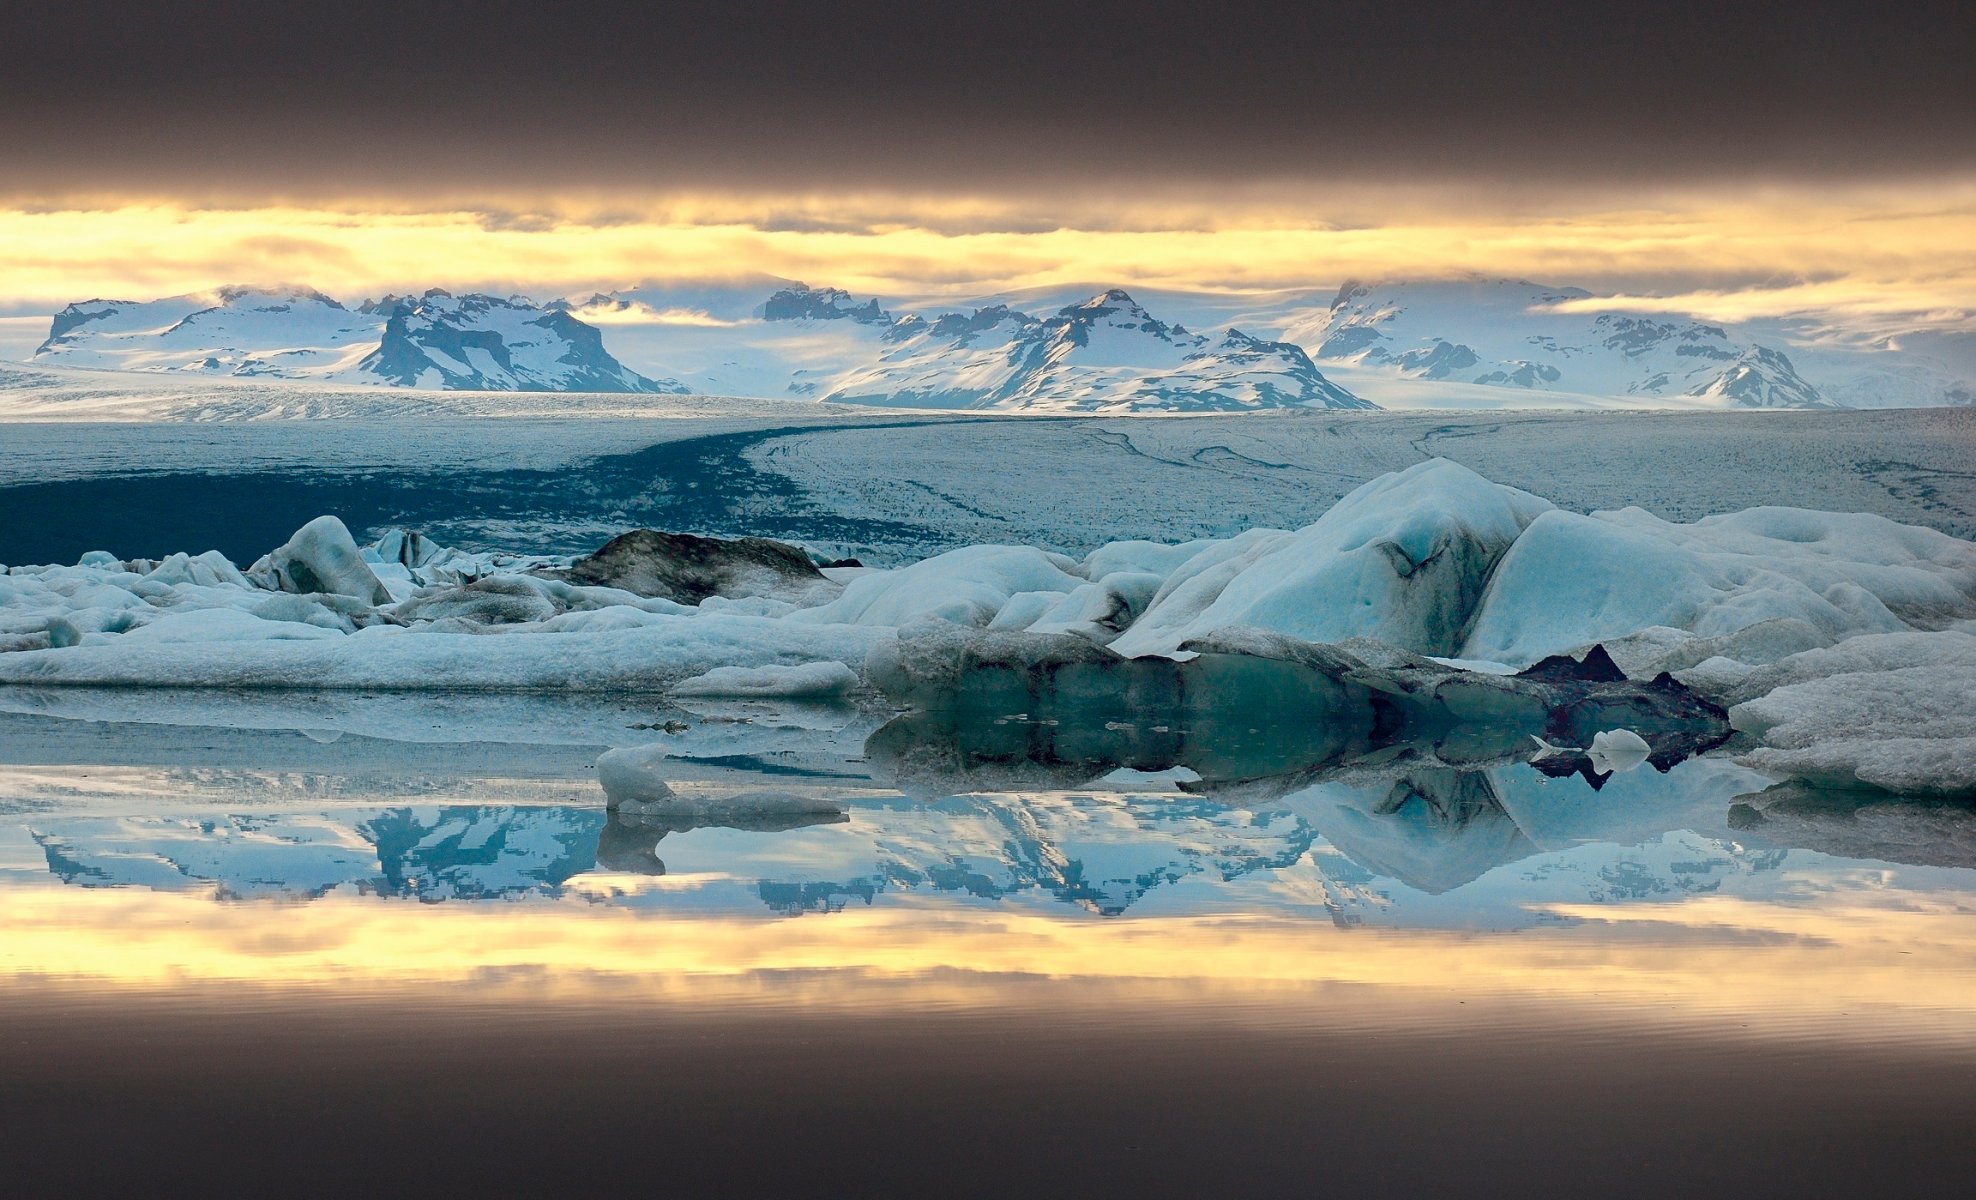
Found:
4,0 -> 1972,197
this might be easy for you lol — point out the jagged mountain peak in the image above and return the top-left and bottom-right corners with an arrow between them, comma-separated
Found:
760,283 -> 891,325
1078,287 -> 1143,309
1686,344 -> 1834,409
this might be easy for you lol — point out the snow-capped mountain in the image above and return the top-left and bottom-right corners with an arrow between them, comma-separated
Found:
355,290 -> 683,392
1289,278 -> 1837,408
1685,344 -> 1832,408
554,273 -> 802,324
821,289 -> 1372,411
37,286 -> 380,378
34,285 -> 683,393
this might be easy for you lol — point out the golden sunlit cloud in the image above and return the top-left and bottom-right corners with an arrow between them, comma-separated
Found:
3,179 -> 1972,334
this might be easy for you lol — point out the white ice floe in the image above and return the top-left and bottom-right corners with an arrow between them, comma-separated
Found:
669,661 -> 861,699
1729,631 -> 1976,796
1587,729 -> 1652,775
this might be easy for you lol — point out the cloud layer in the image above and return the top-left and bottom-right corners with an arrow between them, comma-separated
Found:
3,184 -> 1971,338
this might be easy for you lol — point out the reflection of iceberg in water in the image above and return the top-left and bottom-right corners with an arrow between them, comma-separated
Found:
1729,784 -> 1976,870
1258,757 -> 1793,897
14,703 -> 1962,920
735,794 -> 1318,916
1269,771 -> 1536,895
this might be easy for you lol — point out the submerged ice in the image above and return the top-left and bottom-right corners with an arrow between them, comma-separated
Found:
3,457 -> 1973,797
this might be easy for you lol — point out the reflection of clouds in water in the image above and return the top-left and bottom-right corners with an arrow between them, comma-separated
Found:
5,881 -> 1976,1042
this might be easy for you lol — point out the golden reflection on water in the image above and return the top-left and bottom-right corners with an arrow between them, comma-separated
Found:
4,879 -> 1974,1040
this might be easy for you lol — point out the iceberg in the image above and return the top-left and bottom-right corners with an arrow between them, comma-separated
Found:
247,515 -> 393,606
1109,459 -> 1552,657
1464,506 -> 1976,669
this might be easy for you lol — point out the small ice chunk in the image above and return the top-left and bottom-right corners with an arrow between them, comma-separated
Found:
1587,729 -> 1652,775
668,661 -> 860,699
142,551 -> 250,590
250,516 -> 392,605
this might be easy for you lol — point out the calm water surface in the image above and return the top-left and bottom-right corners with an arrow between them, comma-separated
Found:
2,695 -> 1972,1197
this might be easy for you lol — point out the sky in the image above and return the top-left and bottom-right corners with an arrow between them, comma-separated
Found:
2,0 -> 1972,332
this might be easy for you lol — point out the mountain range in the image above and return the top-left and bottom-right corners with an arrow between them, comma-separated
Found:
1287,278 -> 1842,408
816,288 -> 1373,411
22,276 -> 1974,410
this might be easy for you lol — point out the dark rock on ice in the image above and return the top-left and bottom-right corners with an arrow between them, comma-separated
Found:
559,529 -> 834,604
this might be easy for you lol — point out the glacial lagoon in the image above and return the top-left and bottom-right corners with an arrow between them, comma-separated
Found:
3,692 -> 1972,1195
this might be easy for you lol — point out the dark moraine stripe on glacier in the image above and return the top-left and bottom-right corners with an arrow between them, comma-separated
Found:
0,425 -> 940,566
